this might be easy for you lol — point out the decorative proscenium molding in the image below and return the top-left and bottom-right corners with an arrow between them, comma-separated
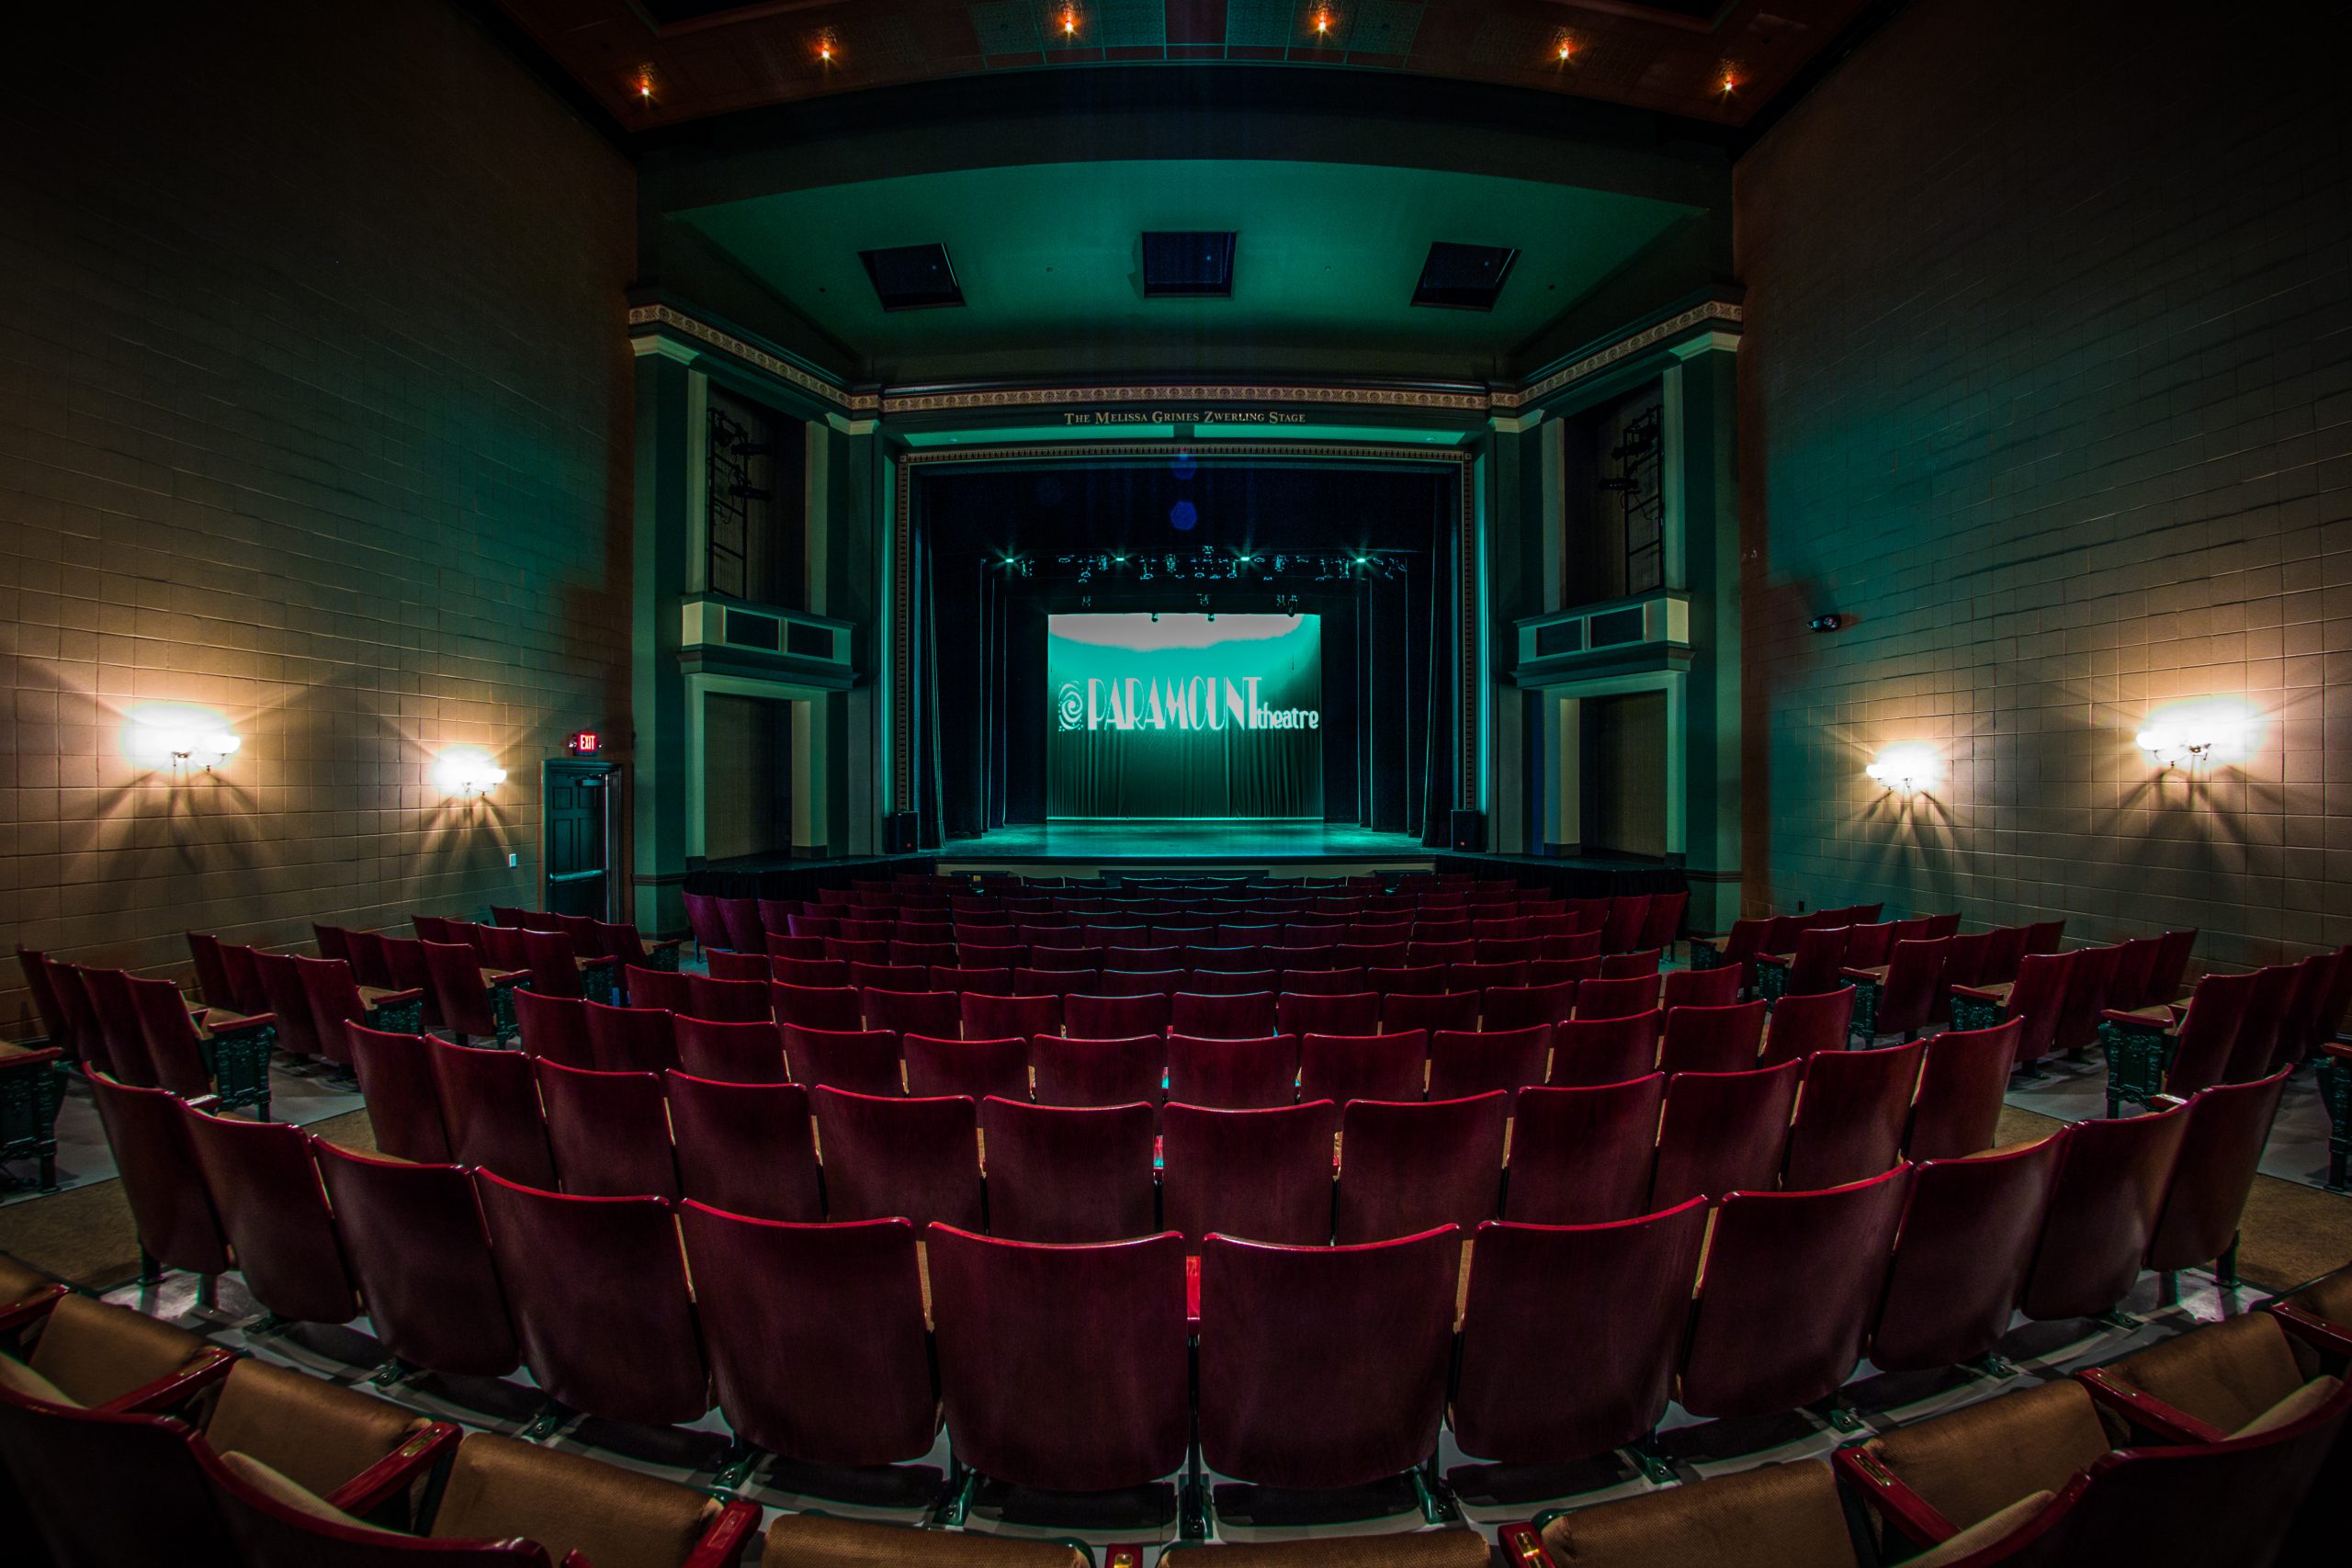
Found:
626,304 -> 880,414
881,382 -> 1492,417
1498,300 -> 1744,410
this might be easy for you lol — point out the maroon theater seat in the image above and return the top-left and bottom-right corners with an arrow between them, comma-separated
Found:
1576,974 -> 1662,1022
662,1073 -> 822,1222
1452,1201 -> 1709,1467
1166,1032 -> 1299,1109
1298,1030 -> 1427,1107
1869,1134 -> 2064,1372
1598,896 -> 1652,956
1483,979 -> 1580,1032
598,925 -> 683,990
1196,1227 -> 1457,1492
926,1226 -> 1189,1495
1638,891 -> 1690,954
470,1172 -> 709,1427
933,964 -> 1015,996
86,1069 -> 232,1283
426,1037 -> 557,1189
1528,954 -> 1605,989
1170,990 -> 1278,1037
2051,942 -> 2125,1057
294,955 -> 406,1069
978,1098 -> 1157,1243
1781,927 -> 1851,997
2218,963 -> 2301,1086
1408,939 -> 1477,967
781,1024 -> 902,1096
1030,1033 -> 1166,1109
1275,990 -> 1380,1037
848,962 -> 929,993
582,998 -> 679,1075
511,988 -> 594,1068
623,964 -> 693,1014
1366,962 -> 1445,996
1677,1166 -> 1913,1421
673,1015 -> 786,1084
679,1207 -> 941,1471
1160,1100 -> 1338,1248
903,1033 -> 1030,1102
182,1106 -> 359,1325
963,991 -> 1064,1041
1191,968 -> 1281,997
2147,927 -> 2199,1003
706,949 -> 772,983
683,893 -> 730,955
124,972 -> 227,1098
346,1023 -> 452,1162
1335,1091 -> 1508,1243
1029,964 -> 1113,996
518,929 -> 594,1001
1504,1077 -> 1667,1226
1446,960 -> 1527,994
1380,989 -> 1480,1035
2145,1068 -> 2290,1281
1781,1039 -> 1926,1190
769,981 -> 865,1034
1757,984 -> 1858,1066
1859,937 -> 1952,1043
2019,1102 -> 2190,1321
774,957 -> 851,988
0,1382 -> 240,1563
718,897 -> 767,954
311,1143 -> 520,1378
1649,1060 -> 1802,1209
1426,1024 -> 1552,1102
1600,947 -> 1663,979
419,941 -> 513,1047
1064,991 -> 1170,1038
811,1087 -> 982,1229
863,988 -> 963,1040
1661,965 -> 1742,1012
532,1058 -> 677,1200
1657,999 -> 1769,1076
1905,1019 -> 2024,1159
688,974 -> 771,1024
253,951 -> 333,1063
1546,1011 -> 1661,1087
1953,948 -> 2075,1066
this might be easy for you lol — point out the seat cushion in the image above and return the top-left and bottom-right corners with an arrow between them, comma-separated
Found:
220,1451 -> 403,1538
2104,1314 -> 2308,1433
1903,1491 -> 2053,1568
432,1430 -> 718,1568
26,1294 -> 211,1405
764,1514 -> 1089,1566
203,1358 -> 428,1499
0,1350 -> 75,1406
1538,1461 -> 1857,1568
2232,1374 -> 2343,1439
1860,1380 -> 2113,1533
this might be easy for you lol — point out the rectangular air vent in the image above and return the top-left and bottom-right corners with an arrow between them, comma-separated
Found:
1142,231 -> 1237,297
859,244 -> 965,310
1588,607 -> 1646,648
1412,242 -> 1519,310
722,608 -> 781,651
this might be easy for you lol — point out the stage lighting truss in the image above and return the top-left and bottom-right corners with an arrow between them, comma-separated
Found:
1052,546 -> 1405,586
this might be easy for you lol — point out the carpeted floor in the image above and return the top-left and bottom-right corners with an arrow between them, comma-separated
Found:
0,1108 -> 377,1291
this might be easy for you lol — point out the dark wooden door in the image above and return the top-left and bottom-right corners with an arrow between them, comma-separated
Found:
543,761 -> 618,919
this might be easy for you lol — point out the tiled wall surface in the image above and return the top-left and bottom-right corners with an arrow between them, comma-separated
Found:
0,3 -> 636,1032
1735,0 -> 2352,971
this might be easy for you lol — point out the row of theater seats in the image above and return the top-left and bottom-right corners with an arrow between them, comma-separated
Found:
67,1058 -> 2319,1562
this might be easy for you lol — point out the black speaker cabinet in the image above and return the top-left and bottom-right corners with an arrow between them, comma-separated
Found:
884,811 -> 920,854
1449,809 -> 1486,852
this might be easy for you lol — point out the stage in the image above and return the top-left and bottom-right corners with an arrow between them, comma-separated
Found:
933,819 -> 1434,871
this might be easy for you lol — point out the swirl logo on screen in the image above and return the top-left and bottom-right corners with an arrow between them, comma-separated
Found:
1056,682 -> 1086,731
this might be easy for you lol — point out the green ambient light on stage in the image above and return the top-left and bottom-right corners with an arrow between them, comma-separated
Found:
1046,613 -> 1323,819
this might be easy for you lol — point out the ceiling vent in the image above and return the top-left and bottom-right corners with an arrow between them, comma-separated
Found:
859,244 -> 965,310
1142,231 -> 1237,298
1411,242 -> 1519,311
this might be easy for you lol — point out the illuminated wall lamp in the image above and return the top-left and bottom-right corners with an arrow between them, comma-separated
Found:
435,750 -> 507,801
1865,745 -> 1940,797
2136,726 -> 2217,772
137,722 -> 241,773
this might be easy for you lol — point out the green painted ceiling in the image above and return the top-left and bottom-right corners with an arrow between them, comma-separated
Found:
676,159 -> 1702,385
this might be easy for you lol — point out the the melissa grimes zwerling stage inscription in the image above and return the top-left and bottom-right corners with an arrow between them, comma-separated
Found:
1046,612 -> 1324,820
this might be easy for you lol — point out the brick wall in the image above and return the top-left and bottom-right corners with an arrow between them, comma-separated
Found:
1735,0 -> 2352,970
0,2 -> 636,1032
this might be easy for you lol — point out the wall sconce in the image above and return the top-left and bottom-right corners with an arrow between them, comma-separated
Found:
2134,699 -> 2256,773
1865,743 -> 1941,797
434,749 -> 507,800
126,706 -> 243,774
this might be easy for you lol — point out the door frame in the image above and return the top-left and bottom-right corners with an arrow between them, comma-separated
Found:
542,758 -> 623,921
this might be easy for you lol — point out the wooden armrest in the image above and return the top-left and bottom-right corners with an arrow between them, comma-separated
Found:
645,937 -> 684,953
1498,1522 -> 1559,1566
102,1345 -> 237,1416
2075,1368 -> 2229,1444
678,1501 -> 762,1568
187,1093 -> 222,1113
209,1011 -> 277,1038
2267,1301 -> 2352,1359
487,968 -> 529,985
366,988 -> 424,1009
1831,1443 -> 1960,1549
1949,983 -> 2007,1003
325,1420 -> 460,1518
2100,1007 -> 2173,1029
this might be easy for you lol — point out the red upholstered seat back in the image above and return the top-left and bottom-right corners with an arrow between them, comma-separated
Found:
662,1074 -> 822,1223
1504,1077 -> 1667,1226
312,1143 -> 519,1378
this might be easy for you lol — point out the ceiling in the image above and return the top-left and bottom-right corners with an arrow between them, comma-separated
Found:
673,157 -> 1703,383
494,0 -> 1876,130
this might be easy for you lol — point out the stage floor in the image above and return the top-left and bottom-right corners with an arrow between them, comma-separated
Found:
937,819 -> 1432,864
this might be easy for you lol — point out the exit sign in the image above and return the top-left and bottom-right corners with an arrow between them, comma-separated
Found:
567,730 -> 602,756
